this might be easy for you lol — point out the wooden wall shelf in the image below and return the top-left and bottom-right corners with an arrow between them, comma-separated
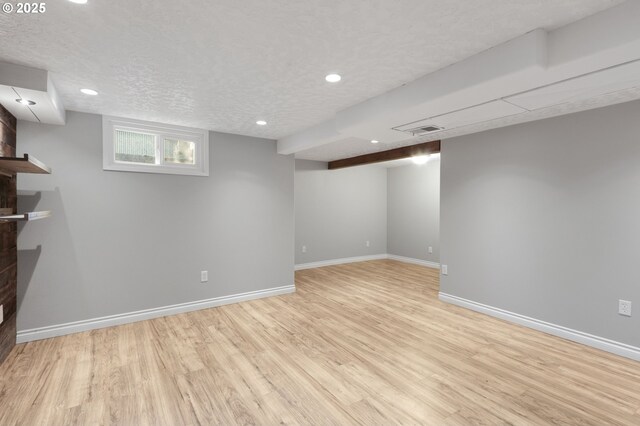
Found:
0,154 -> 51,175
0,211 -> 51,222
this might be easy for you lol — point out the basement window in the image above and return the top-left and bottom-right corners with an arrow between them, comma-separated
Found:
103,116 -> 209,176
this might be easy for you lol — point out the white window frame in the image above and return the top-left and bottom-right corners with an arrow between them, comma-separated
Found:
102,116 -> 209,176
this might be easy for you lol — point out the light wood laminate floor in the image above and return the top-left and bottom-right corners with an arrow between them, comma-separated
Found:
1,260 -> 639,425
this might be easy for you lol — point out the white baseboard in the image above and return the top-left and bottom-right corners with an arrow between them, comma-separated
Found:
17,285 -> 295,343
295,254 -> 388,271
387,254 -> 440,269
295,254 -> 440,271
439,292 -> 640,362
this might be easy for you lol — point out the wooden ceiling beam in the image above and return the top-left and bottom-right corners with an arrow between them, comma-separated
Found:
328,140 -> 440,170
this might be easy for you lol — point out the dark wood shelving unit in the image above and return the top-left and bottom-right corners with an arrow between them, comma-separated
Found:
0,154 -> 51,176
0,104 -> 54,365
0,211 -> 51,222
0,154 -> 52,223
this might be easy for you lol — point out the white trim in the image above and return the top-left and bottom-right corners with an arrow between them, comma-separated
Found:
295,254 -> 440,271
439,292 -> 640,362
102,115 -> 209,176
387,254 -> 440,269
295,254 -> 388,271
17,285 -> 295,343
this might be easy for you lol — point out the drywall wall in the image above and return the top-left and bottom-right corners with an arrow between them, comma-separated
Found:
16,111 -> 294,332
295,160 -> 387,265
387,159 -> 440,263
440,99 -> 640,348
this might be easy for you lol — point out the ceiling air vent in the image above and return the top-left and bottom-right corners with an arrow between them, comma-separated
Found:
393,124 -> 444,136
416,125 -> 443,133
392,100 -> 528,137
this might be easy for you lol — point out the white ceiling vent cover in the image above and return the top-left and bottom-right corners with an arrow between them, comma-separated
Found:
395,124 -> 444,136
393,100 -> 526,136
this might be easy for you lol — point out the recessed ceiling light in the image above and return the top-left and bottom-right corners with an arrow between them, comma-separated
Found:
371,140 -> 379,144
15,98 -> 35,106
81,88 -> 98,95
411,155 -> 430,165
256,120 -> 267,126
325,74 -> 341,83
69,0 -> 88,4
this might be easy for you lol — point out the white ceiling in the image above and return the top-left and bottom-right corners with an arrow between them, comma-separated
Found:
0,0 -> 624,141
297,85 -> 640,161
288,0 -> 640,161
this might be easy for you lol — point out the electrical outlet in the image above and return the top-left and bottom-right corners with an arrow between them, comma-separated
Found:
441,265 -> 448,275
428,246 -> 433,254
619,300 -> 632,317
366,240 -> 370,247
201,271 -> 208,283
0,304 -> 3,325
302,245 -> 307,253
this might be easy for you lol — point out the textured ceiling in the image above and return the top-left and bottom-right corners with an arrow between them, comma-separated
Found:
0,0 -> 624,139
296,87 -> 640,161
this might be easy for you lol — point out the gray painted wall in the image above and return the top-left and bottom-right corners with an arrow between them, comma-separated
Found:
441,100 -> 640,347
17,111 -> 294,331
295,160 -> 387,264
387,159 -> 440,263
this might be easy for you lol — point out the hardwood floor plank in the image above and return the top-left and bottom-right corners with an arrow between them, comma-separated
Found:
0,259 -> 638,425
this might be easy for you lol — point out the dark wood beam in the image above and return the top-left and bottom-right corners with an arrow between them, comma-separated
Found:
328,140 -> 440,170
